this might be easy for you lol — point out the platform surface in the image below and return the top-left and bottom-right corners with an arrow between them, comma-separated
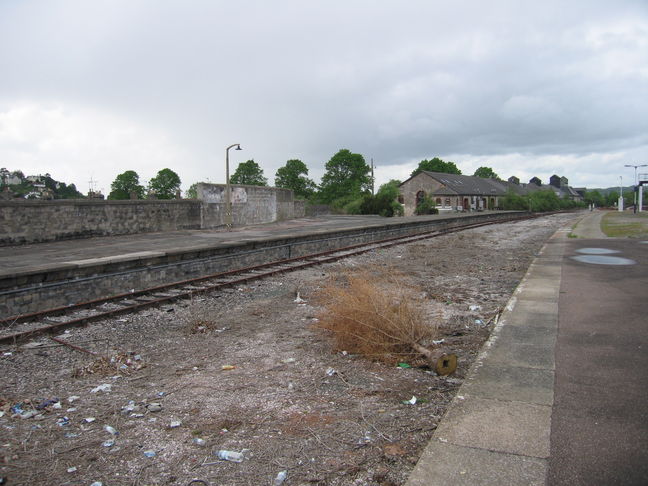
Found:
0,212 -> 491,279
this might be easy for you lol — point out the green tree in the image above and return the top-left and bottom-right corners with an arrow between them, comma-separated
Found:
411,157 -> 461,178
56,182 -> 84,199
108,170 -> 145,200
318,149 -> 371,204
186,182 -> 199,199
605,191 -> 619,207
148,168 -> 181,199
528,190 -> 561,212
231,160 -> 267,186
359,179 -> 403,217
583,190 -> 605,207
275,159 -> 317,199
39,173 -> 84,199
473,166 -> 500,179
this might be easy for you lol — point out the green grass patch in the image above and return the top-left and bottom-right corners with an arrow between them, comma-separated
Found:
601,212 -> 648,238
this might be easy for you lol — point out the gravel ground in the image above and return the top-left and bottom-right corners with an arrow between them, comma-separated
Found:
0,212 -> 578,486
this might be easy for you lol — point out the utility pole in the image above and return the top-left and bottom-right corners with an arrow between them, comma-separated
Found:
371,158 -> 375,195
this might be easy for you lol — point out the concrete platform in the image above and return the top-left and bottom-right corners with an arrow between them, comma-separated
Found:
0,212 -> 525,317
0,213 -> 503,280
406,215 -> 648,485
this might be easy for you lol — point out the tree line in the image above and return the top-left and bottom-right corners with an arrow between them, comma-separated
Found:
5,150 -> 593,215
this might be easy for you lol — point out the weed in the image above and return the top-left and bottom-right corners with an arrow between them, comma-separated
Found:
315,269 -> 436,364
183,300 -> 223,334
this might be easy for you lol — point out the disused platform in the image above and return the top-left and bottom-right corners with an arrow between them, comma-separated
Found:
1,212 -> 525,317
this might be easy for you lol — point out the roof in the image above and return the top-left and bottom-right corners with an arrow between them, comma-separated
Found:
417,172 -> 509,196
400,171 -> 583,199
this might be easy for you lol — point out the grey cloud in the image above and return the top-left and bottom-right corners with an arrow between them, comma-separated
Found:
0,0 -> 647,192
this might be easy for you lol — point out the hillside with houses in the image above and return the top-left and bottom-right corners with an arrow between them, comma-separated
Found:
0,168 -> 88,200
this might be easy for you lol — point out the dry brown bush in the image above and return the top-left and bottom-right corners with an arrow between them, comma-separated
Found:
316,268 -> 437,364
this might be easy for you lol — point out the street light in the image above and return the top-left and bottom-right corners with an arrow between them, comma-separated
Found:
624,164 -> 647,213
225,143 -> 242,231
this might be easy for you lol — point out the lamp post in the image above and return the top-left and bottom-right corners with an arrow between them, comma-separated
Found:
225,143 -> 242,231
624,164 -> 647,213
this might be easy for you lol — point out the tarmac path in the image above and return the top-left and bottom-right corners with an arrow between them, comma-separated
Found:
548,237 -> 648,485
571,209 -> 608,238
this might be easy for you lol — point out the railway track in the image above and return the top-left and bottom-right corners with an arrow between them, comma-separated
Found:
0,215 -> 536,345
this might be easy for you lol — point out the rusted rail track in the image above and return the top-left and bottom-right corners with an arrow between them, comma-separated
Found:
0,215 -> 537,344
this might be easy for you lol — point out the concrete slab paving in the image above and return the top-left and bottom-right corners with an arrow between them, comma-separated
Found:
484,340 -> 555,369
496,323 -> 557,345
434,396 -> 553,458
501,306 -> 559,328
406,442 -> 548,486
461,364 -> 554,405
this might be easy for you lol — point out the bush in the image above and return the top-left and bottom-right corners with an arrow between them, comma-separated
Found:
359,193 -> 403,217
415,196 -> 439,215
501,189 -> 585,212
316,269 -> 437,364
500,190 -> 528,210
342,197 -> 364,214
327,194 -> 363,213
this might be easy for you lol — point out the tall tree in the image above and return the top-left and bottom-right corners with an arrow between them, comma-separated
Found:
185,182 -> 200,199
108,170 -> 145,200
318,149 -> 371,204
473,166 -> 500,179
230,160 -> 267,186
148,168 -> 181,199
274,159 -> 316,199
410,157 -> 462,177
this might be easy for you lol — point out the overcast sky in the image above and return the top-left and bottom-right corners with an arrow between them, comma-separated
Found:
1,0 -> 647,195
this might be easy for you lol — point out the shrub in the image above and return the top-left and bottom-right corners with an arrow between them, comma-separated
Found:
316,269 -> 437,364
342,197 -> 365,214
415,195 -> 439,215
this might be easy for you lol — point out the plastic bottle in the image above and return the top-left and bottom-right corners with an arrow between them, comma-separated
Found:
216,450 -> 244,462
273,470 -> 288,485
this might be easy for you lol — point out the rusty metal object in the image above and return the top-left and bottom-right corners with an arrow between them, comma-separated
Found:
49,336 -> 98,355
429,352 -> 458,376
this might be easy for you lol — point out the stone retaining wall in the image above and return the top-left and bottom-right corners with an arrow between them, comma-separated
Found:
0,199 -> 202,246
0,185 -> 307,245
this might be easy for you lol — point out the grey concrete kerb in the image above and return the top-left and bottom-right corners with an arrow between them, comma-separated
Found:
405,226 -> 570,486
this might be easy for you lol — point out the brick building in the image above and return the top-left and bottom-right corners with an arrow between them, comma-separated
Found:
399,171 -> 582,216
